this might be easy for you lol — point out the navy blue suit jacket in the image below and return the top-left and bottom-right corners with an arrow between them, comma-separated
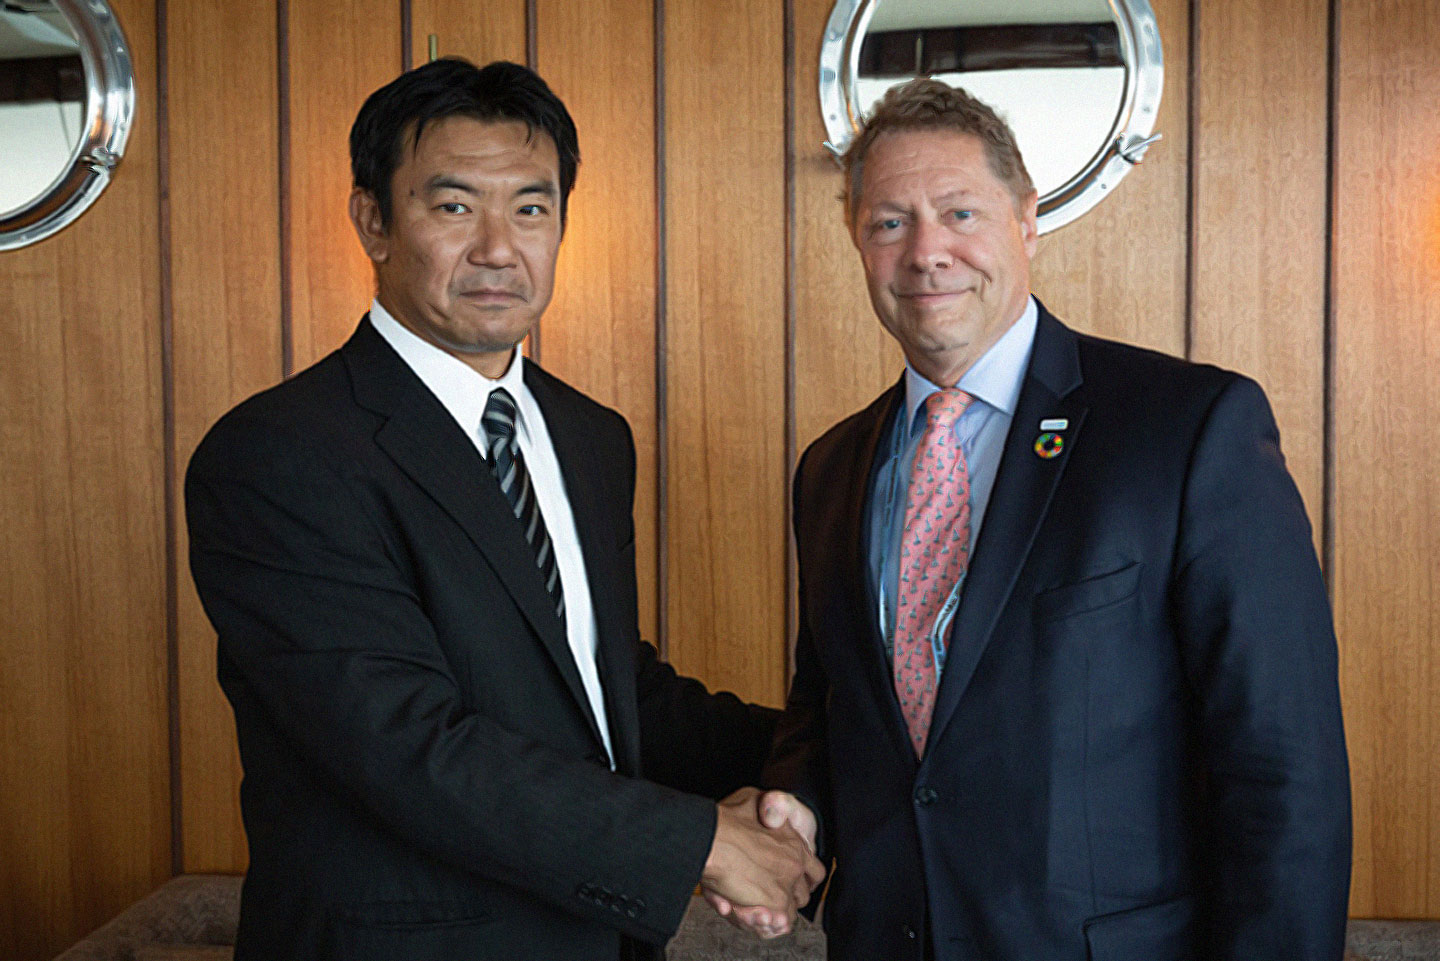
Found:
765,304 -> 1351,961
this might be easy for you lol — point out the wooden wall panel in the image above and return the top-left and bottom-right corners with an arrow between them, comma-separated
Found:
287,1 -> 404,370
0,0 -> 170,955
791,0 -> 902,457
410,0 -> 526,68
664,0 -> 789,706
169,0 -> 283,874
535,0 -> 660,644
8,0 -> 1440,942
1029,0 -> 1189,357
1191,0 -> 1328,534
1333,0 -> 1440,919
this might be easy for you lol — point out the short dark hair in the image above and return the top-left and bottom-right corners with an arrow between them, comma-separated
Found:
842,78 -> 1034,227
349,58 -> 580,228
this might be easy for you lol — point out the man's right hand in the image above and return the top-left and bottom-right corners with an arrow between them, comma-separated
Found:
700,787 -> 825,937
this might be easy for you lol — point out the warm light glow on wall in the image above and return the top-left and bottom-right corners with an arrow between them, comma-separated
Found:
1430,186 -> 1440,273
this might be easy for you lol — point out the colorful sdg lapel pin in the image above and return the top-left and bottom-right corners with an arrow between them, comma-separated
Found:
1034,418 -> 1067,460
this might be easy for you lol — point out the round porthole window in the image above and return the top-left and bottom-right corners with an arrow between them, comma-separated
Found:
0,0 -> 135,251
819,0 -> 1163,233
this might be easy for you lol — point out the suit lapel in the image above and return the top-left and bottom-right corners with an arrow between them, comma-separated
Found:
342,319 -> 603,749
835,380 -> 921,766
525,364 -> 642,775
925,307 -> 1087,755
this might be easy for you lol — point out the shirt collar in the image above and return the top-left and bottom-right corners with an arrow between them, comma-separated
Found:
366,298 -> 529,443
902,295 -> 1038,433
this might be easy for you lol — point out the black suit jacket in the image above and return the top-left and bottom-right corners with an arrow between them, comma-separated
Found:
186,318 -> 776,961
765,304 -> 1351,961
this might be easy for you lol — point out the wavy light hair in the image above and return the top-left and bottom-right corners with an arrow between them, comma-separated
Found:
841,78 -> 1035,227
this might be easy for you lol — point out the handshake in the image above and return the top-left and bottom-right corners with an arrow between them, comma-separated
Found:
700,787 -> 826,939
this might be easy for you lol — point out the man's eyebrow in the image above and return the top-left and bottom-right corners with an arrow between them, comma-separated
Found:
423,175 -> 478,195
421,177 -> 558,200
514,181 -> 559,200
933,188 -> 979,201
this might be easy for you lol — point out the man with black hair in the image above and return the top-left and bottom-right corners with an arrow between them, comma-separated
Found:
186,58 -> 821,961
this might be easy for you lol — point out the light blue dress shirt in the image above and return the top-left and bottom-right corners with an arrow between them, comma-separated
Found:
867,297 -> 1038,670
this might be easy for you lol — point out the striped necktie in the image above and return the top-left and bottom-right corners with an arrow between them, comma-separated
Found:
483,388 -> 565,622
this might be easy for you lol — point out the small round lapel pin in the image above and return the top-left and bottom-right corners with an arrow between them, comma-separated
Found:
1034,432 -> 1064,459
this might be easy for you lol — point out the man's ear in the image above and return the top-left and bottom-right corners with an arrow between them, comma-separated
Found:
349,188 -> 390,264
1020,189 -> 1039,259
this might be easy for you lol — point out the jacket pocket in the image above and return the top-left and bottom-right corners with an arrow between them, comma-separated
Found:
1035,562 -> 1142,622
327,901 -> 498,961
1084,892 -> 1198,961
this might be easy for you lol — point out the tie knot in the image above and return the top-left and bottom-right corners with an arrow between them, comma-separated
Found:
483,388 -> 519,448
925,388 -> 972,429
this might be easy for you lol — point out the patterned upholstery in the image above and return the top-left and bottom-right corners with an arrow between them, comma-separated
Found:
667,900 -> 826,961
51,876 -> 241,961
1344,920 -> 1440,961
50,874 -> 1440,961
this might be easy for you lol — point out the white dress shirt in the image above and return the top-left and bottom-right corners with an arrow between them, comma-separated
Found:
368,300 -> 614,766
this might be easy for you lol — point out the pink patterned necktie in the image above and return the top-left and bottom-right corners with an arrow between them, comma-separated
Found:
894,388 -> 973,757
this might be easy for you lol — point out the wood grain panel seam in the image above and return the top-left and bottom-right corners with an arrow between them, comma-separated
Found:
1182,0 -> 1198,362
525,0 -> 539,363
156,0 -> 182,879
401,0 -> 412,72
278,0 -> 294,378
1321,0 -> 1339,595
783,0 -> 797,689
525,0 -> 537,71
653,0 -> 668,660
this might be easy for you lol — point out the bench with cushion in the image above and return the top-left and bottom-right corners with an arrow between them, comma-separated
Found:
53,875 -> 1440,961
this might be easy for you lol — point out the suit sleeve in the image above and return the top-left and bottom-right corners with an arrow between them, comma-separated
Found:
635,643 -> 778,799
761,445 -> 835,868
185,412 -> 714,945
1172,376 -> 1351,960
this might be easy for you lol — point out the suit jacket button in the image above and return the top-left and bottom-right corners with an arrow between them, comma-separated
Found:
914,786 -> 939,806
902,923 -> 918,940
626,898 -> 645,919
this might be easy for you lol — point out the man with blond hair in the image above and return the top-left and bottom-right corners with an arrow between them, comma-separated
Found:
761,78 -> 1351,960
